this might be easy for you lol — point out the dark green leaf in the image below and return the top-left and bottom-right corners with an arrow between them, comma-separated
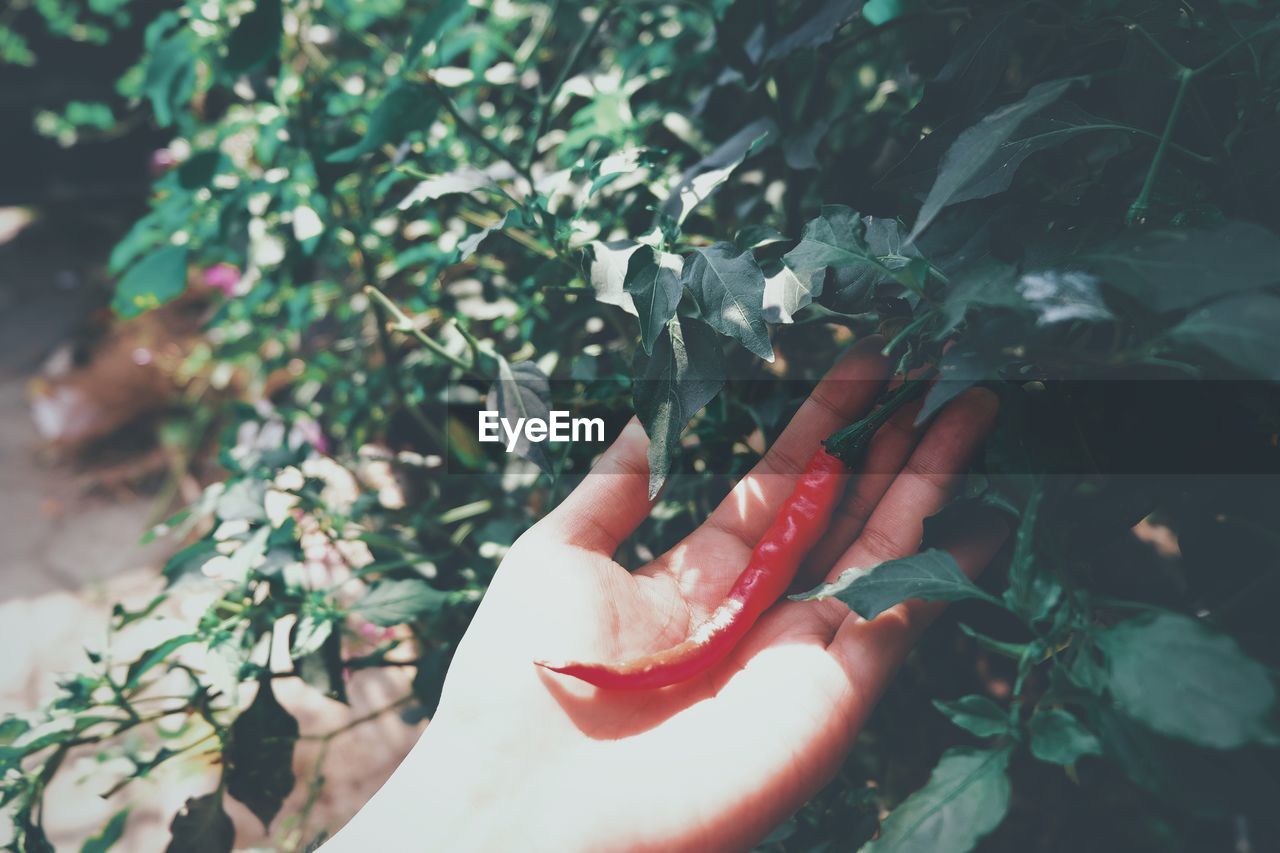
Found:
112,246 -> 189,318
403,0 -> 470,66
1002,482 -> 1061,622
783,206 -> 917,303
328,83 -> 442,163
412,645 -> 454,717
932,13 -> 1020,111
958,623 -> 1032,659
764,0 -> 862,63
929,102 -> 1127,209
761,262 -> 814,324
176,150 -> 222,190
683,242 -> 774,361
143,26 -> 197,127
1028,708 -> 1102,765
909,78 -> 1079,242
917,343 -> 1000,424
295,625 -> 347,704
625,246 -> 685,355
397,164 -> 515,208
795,549 -> 1000,619
1090,705 -> 1280,817
165,792 -> 234,853
81,809 -> 129,853
933,695 -> 1012,737
226,678 -> 299,829
352,579 -> 451,626
125,634 -> 199,690
584,240 -> 640,316
224,0 -> 281,74
1081,221 -> 1280,312
660,118 -> 775,225
457,213 -> 506,261
633,316 -> 726,498
0,716 -> 30,746
863,747 -> 1012,853
486,359 -> 553,473
1096,611 -> 1277,749
1167,293 -> 1280,379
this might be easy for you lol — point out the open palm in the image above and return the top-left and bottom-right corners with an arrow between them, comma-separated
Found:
328,338 -> 1006,852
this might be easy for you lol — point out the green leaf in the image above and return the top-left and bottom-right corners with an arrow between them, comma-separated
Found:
795,549 -> 1000,619
761,262 -> 814,325
81,809 -> 129,853
352,579 -> 451,626
224,0 -> 281,75
164,792 -> 234,853
397,164 -> 515,208
764,0 -> 862,63
0,716 -> 30,746
295,625 -> 347,704
933,695 -> 1012,737
1002,481 -> 1060,622
1081,221 -> 1280,313
862,746 -> 1013,853
927,102 -> 1128,211
908,78 -> 1079,242
328,83 -> 442,163
486,359 -> 554,473
457,213 -> 507,261
683,242 -> 773,361
633,316 -> 725,498
412,645 -> 454,718
958,623 -> 1032,660
112,246 -> 189,318
1028,708 -> 1102,765
1090,705 -> 1280,817
1167,293 -> 1280,379
916,343 -> 1000,424
584,239 -> 640,316
226,678 -> 299,829
783,206 -> 917,304
625,246 -> 684,355
403,0 -> 470,67
143,25 -> 197,127
660,118 -> 774,225
1096,611 -> 1277,749
125,633 -> 199,690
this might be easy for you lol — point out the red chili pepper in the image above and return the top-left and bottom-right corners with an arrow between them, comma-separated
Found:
535,378 -> 931,690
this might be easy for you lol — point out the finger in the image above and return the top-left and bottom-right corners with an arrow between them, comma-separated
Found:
541,418 -> 655,554
794,399 -> 925,589
823,387 -> 999,584
644,337 -> 890,587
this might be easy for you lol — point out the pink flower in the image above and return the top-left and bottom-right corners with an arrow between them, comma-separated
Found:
149,148 -> 178,177
201,263 -> 241,296
290,416 -> 329,454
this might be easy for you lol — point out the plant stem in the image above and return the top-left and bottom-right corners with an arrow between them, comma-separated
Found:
363,285 -> 474,372
523,2 -> 617,170
1126,67 -> 1191,226
824,372 -> 936,466
433,89 -> 533,186
881,310 -> 936,357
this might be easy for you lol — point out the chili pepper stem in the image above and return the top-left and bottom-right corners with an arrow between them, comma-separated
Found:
824,373 -> 935,468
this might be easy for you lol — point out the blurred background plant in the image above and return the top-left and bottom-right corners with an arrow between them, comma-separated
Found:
2,0 -> 1280,850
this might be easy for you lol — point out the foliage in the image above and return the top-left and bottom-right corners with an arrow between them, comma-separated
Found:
5,0 -> 1280,850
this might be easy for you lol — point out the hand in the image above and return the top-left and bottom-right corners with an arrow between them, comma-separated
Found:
326,338 -> 1006,852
